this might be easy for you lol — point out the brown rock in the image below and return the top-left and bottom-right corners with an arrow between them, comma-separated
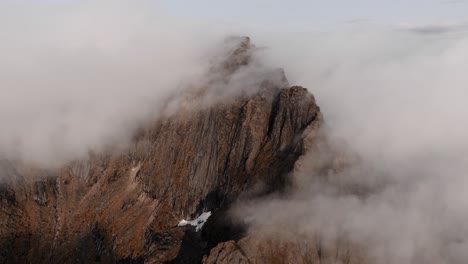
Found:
203,234 -> 368,264
202,241 -> 249,264
0,37 -> 321,263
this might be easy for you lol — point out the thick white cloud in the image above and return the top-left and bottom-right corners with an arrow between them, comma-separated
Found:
239,26 -> 468,263
0,1 -> 235,166
3,2 -> 468,262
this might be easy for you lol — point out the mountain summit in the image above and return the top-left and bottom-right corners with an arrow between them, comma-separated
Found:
0,38 -> 321,263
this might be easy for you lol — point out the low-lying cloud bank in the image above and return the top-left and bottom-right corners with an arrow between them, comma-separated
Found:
238,23 -> 468,264
3,1 -> 468,262
0,1 -> 285,168
0,1 -> 250,167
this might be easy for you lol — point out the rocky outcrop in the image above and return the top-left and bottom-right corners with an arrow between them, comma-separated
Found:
0,37 -> 321,263
203,234 -> 368,264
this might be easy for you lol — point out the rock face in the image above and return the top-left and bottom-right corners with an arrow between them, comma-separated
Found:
203,234 -> 368,264
0,37 -> 321,263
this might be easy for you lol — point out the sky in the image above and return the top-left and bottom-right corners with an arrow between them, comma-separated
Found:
159,0 -> 468,31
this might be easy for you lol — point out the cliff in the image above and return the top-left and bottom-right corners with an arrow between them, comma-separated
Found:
0,37 -> 321,263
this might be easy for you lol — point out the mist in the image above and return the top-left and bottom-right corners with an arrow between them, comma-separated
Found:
2,1 -> 468,262
237,24 -> 468,263
0,1 -> 246,167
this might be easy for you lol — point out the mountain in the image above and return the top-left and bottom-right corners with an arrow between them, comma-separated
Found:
0,37 -> 321,263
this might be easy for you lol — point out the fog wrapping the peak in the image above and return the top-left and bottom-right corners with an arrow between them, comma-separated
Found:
0,2 -> 286,167
2,1 -> 468,262
238,26 -> 468,263
0,1 -> 242,166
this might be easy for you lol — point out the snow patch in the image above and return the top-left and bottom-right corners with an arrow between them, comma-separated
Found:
178,211 -> 212,232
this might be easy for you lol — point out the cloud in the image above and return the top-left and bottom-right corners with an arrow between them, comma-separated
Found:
0,1 -> 247,167
405,23 -> 468,35
235,25 -> 468,263
0,1 -> 284,169
3,1 -> 468,262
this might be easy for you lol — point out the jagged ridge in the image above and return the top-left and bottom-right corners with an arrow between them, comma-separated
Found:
0,37 -> 321,264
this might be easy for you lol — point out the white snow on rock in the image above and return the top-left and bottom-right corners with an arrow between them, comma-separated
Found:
178,211 -> 212,232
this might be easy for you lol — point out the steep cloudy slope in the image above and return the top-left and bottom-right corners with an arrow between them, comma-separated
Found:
0,38 -> 321,263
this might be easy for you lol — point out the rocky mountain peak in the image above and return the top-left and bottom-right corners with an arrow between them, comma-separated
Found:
0,38 -> 321,264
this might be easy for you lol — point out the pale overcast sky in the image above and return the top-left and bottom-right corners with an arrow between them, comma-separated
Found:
159,0 -> 467,31
2,1 -> 466,32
